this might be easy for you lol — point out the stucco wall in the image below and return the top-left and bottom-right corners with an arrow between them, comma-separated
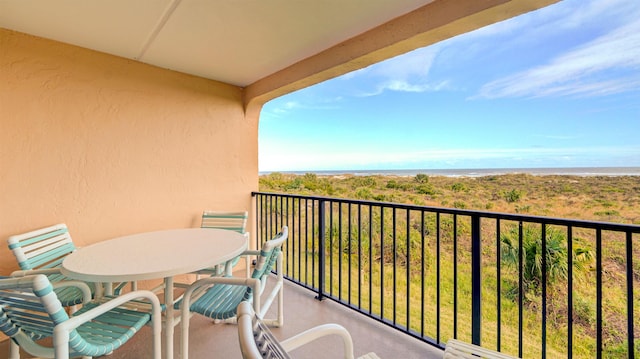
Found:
0,29 -> 258,275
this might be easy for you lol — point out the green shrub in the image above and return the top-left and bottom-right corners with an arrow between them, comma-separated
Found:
451,182 -> 468,192
284,177 -> 303,190
373,194 -> 387,201
414,174 -> 429,183
504,189 -> 523,203
259,172 -> 286,190
350,176 -> 377,189
500,224 -> 593,294
453,201 -> 466,209
594,210 -> 620,217
416,184 -> 436,195
355,188 -> 373,200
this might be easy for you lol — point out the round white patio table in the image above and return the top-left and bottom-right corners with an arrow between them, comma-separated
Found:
61,228 -> 248,359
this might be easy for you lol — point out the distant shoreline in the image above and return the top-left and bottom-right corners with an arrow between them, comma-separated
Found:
260,167 -> 640,177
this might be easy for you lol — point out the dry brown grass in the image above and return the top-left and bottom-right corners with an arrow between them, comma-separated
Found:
260,172 -> 640,224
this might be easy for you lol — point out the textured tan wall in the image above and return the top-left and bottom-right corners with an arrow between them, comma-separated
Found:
0,29 -> 258,275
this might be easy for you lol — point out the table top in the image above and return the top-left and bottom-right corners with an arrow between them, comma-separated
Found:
61,228 -> 247,282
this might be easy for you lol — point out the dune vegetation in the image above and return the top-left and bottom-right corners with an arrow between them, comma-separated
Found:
258,172 -> 640,357
259,172 -> 640,225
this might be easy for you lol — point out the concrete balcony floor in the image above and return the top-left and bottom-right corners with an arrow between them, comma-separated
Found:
0,280 -> 443,359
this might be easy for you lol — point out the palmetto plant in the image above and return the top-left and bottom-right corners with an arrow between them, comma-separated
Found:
500,224 -> 593,294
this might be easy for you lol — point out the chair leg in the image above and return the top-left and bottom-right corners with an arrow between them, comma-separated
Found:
277,282 -> 284,327
53,328 -> 70,359
181,310 -> 191,359
276,254 -> 284,327
9,340 -> 19,359
259,253 -> 284,327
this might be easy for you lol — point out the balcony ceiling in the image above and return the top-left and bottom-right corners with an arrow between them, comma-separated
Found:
0,0 -> 434,87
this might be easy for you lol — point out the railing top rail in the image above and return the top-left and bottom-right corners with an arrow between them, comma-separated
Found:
251,191 -> 640,233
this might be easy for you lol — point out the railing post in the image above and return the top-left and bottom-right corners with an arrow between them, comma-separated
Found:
471,215 -> 482,345
316,199 -> 326,301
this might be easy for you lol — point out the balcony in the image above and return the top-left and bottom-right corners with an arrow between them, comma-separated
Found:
2,191 -> 637,358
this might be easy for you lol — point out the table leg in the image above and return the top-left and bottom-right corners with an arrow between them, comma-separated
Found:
164,276 -> 174,359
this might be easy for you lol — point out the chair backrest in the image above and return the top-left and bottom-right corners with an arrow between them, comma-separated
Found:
7,224 -> 76,270
201,211 -> 248,233
237,301 -> 291,359
250,227 -> 288,282
0,275 -> 70,344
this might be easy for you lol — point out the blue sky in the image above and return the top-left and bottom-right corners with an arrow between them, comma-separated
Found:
259,0 -> 640,172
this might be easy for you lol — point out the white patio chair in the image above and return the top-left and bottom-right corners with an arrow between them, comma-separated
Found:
236,301 -> 380,359
198,210 -> 251,277
179,227 -> 288,359
443,339 -> 518,358
0,274 -> 161,359
7,223 -> 133,300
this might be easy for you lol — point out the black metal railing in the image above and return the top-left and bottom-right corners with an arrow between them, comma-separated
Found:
252,192 -> 640,358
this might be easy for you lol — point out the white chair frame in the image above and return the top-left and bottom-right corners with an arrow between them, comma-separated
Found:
236,301 -> 380,359
1,274 -> 161,359
179,227 -> 288,359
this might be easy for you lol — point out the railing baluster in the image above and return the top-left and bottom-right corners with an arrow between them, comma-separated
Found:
471,215 -> 481,345
329,201 -> 334,297
297,198 -> 301,282
437,212 -> 441,344
317,199 -> 326,301
290,197 -> 295,281
542,224 -> 547,359
393,207 -> 397,325
567,226 -> 573,359
339,203 -> 343,301
349,204 -> 353,305
358,204 -> 362,309
518,221 -> 524,358
596,229 -> 602,359
304,198 -> 309,286
268,195 -> 273,240
626,231 -> 635,359
496,218 -> 502,352
421,210 -> 425,338
282,198 -> 291,273
312,199 -> 317,289
380,206 -> 385,320
453,214 -> 458,339
406,209 -> 411,332
369,204 -> 373,315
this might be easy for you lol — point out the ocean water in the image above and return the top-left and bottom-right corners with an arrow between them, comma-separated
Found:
262,167 -> 640,177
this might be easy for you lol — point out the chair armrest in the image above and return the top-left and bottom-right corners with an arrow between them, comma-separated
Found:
280,323 -> 355,359
11,268 -> 62,277
240,250 -> 260,256
50,280 -> 93,303
56,290 -> 162,332
10,270 -> 93,303
179,276 -> 262,319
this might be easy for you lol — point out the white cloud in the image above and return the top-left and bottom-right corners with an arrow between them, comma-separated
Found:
475,16 -> 640,99
466,0 -> 633,40
343,46 -> 448,96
